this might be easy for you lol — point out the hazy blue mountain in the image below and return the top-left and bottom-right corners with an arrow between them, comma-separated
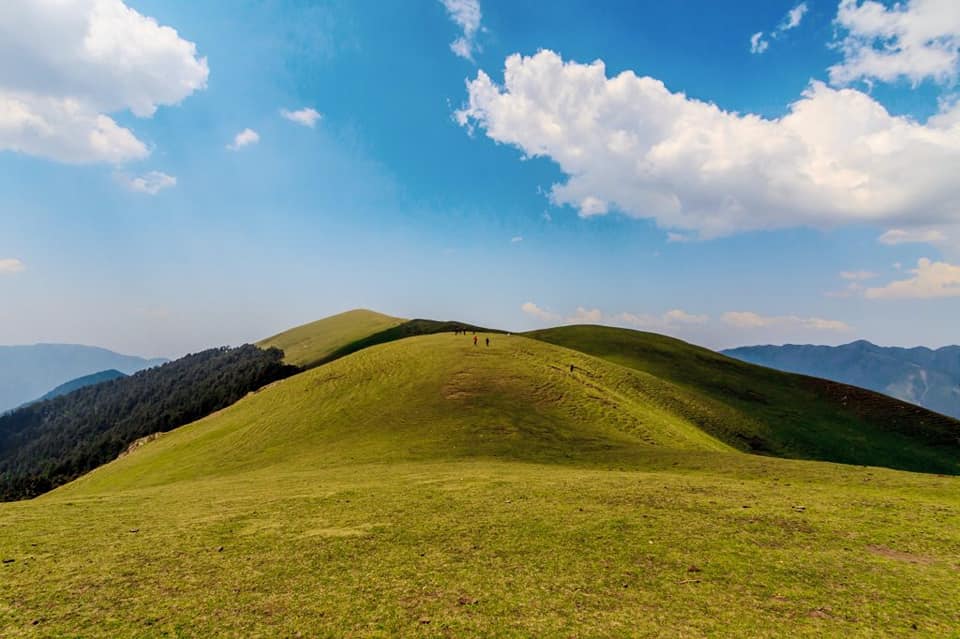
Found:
33,369 -> 128,404
723,340 -> 960,419
0,344 -> 167,414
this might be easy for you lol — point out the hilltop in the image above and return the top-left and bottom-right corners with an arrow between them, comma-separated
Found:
258,308 -> 500,369
258,309 -> 405,368
1,314 -> 959,636
723,340 -> 960,419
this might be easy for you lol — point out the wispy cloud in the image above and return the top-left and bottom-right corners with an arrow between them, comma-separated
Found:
510,236 -> 523,243
280,107 -> 322,128
750,2 -> 808,55
523,303 -> 708,331
567,307 -> 603,323
227,128 -> 259,151
722,311 -> 850,332
782,2 -> 809,30
750,31 -> 769,54
521,301 -> 560,322
878,228 -> 948,246
828,269 -> 896,298
840,270 -> 877,281
440,0 -> 482,61
613,309 -> 709,330
0,258 -> 25,274
117,170 -> 177,195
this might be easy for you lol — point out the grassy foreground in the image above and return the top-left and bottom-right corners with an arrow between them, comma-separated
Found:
2,456 -> 958,637
1,332 -> 958,636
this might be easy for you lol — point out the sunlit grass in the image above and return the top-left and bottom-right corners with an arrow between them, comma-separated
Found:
2,331 -> 958,636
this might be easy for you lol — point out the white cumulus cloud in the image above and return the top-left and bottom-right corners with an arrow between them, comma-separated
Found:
280,107 -> 322,128
456,50 -> 960,239
227,128 -> 259,151
722,311 -> 850,332
865,257 -> 960,298
117,170 -> 176,195
830,0 -> 960,86
0,258 -> 26,274
0,0 -> 208,164
440,0 -> 482,61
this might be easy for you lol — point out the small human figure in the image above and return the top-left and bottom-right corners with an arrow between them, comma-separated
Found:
485,337 -> 490,347
569,364 -> 575,373
473,335 -> 478,346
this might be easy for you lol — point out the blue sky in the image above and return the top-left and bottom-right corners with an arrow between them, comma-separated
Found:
2,0 -> 960,358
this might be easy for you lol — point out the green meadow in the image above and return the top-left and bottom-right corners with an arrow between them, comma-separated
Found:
2,316 -> 959,637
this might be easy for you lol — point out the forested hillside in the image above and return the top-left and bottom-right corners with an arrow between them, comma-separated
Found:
0,345 -> 299,501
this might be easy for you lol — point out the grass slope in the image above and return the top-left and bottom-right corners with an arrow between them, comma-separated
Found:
527,325 -> 960,475
2,331 -> 959,636
60,333 -> 730,494
258,309 -> 404,368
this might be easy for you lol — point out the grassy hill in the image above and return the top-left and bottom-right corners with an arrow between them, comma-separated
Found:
527,325 -> 960,474
258,309 -> 405,368
258,308 -> 500,370
2,324 -> 959,636
56,333 -> 731,496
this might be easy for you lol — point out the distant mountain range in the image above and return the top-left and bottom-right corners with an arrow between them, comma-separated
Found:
723,340 -> 960,419
33,369 -> 128,404
0,344 -> 167,414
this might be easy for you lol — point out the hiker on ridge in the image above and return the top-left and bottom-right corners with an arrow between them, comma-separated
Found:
473,335 -> 478,346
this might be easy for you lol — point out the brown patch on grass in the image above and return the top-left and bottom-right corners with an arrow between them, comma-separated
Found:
443,371 -> 476,400
867,544 -> 934,565
300,527 -> 369,538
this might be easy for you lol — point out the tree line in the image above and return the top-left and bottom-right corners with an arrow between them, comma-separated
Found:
0,345 -> 300,501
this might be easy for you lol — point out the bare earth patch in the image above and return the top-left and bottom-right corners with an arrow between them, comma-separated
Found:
867,544 -> 934,565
